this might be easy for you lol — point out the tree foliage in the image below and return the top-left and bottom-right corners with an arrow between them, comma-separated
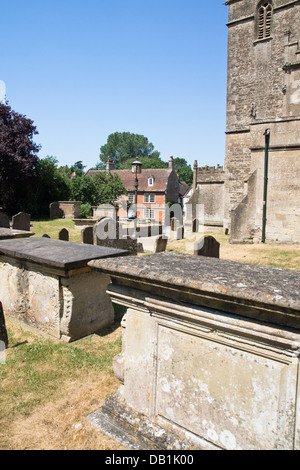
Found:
0,101 -> 40,213
28,156 -> 71,217
70,172 -> 126,206
173,157 -> 193,186
99,132 -> 161,169
118,155 -> 168,170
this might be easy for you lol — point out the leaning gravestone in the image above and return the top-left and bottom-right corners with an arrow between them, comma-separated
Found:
155,235 -> 168,253
194,235 -> 220,258
0,302 -> 8,348
0,212 -> 10,229
59,228 -> 69,241
12,212 -> 31,232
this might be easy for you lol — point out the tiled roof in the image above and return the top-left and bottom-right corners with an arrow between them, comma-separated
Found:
179,181 -> 190,197
85,168 -> 173,192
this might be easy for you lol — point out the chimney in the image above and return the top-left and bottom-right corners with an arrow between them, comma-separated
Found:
106,159 -> 114,171
169,156 -> 174,170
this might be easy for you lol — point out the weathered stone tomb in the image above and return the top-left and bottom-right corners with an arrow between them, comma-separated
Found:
0,238 -> 128,342
89,253 -> 300,450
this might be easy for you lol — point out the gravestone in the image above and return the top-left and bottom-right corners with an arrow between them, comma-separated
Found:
0,302 -> 8,348
0,212 -> 10,229
155,235 -> 168,253
81,226 -> 94,245
42,234 -> 51,238
12,212 -> 31,232
174,225 -> 184,240
94,218 -> 137,255
59,228 -> 69,241
49,202 -> 63,220
194,235 -> 220,258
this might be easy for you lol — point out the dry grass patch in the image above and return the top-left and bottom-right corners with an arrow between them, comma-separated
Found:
0,318 -> 125,450
167,232 -> 300,271
4,374 -> 124,450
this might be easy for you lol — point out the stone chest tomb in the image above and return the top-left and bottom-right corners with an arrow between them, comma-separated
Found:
89,253 -> 300,450
0,238 -> 128,342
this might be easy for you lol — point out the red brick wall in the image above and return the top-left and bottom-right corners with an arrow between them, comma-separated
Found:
118,192 -> 166,223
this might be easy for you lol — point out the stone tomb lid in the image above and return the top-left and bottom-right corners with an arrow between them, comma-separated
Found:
0,237 -> 129,270
0,228 -> 35,240
89,252 -> 300,325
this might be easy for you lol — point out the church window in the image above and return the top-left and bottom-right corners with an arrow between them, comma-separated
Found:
257,2 -> 273,39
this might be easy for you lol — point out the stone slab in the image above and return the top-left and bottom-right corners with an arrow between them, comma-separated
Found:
89,252 -> 300,329
0,228 -> 35,240
0,237 -> 129,270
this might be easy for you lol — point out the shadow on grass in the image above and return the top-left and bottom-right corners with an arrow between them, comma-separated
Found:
93,303 -> 127,338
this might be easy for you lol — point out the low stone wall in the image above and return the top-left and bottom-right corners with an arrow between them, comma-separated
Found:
0,238 -> 128,342
89,253 -> 300,450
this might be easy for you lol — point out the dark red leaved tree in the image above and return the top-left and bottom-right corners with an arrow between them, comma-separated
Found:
0,101 -> 40,214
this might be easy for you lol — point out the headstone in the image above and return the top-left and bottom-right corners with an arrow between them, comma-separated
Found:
0,302 -> 8,348
12,212 -> 31,231
42,234 -> 51,238
194,235 -> 220,258
49,202 -> 63,220
59,228 -> 69,241
155,236 -> 168,253
137,242 -> 144,253
81,226 -> 94,245
94,218 -> 138,255
0,212 -> 10,228
174,225 -> 184,240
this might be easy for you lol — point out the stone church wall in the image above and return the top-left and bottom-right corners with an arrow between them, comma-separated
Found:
224,0 -> 300,243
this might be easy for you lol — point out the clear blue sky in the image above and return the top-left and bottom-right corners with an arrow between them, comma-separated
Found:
1,0 -> 229,170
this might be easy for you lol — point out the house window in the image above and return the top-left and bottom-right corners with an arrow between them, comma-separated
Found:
144,209 -> 155,220
128,193 -> 134,203
148,176 -> 154,186
144,193 -> 155,203
257,2 -> 272,40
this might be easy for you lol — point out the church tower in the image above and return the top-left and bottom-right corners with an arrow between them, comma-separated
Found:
224,0 -> 300,243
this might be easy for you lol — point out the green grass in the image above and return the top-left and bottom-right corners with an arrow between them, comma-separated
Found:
31,218 -> 82,242
0,320 -> 122,422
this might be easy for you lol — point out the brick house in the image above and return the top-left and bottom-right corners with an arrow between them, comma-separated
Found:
86,157 -> 189,224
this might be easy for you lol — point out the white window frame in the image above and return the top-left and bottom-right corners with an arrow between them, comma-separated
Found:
144,193 -> 155,203
143,208 -> 155,220
128,193 -> 134,203
148,176 -> 154,187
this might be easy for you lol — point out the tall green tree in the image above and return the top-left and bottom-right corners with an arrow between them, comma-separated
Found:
70,172 -> 126,206
99,132 -> 161,169
173,157 -> 193,186
28,156 -> 71,217
119,155 -> 168,170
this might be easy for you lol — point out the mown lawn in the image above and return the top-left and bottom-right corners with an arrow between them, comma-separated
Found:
0,313 -> 125,450
30,219 -> 300,271
31,218 -> 82,243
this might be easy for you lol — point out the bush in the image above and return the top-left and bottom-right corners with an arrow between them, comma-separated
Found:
80,203 -> 92,219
